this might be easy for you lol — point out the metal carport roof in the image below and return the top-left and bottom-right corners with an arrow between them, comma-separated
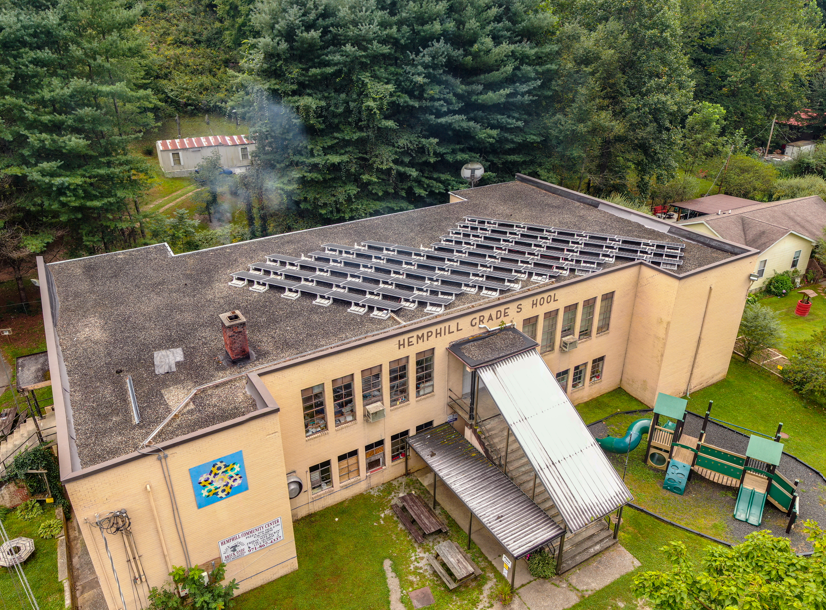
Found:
477,351 -> 631,532
407,423 -> 564,558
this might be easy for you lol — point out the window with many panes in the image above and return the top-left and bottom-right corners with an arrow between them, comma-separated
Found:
590,356 -> 605,384
415,349 -> 434,397
361,365 -> 383,405
332,374 -> 356,427
391,431 -> 409,462
240,146 -> 249,161
596,292 -> 615,335
389,357 -> 409,405
572,363 -> 587,390
365,440 -> 385,472
540,310 -> 558,353
171,152 -> 182,166
556,370 -> 569,394
561,304 -> 578,338
338,450 -> 359,484
756,259 -> 767,278
792,250 -> 802,269
301,384 -> 326,437
310,460 -> 332,493
579,298 -> 596,340
522,316 -> 538,341
416,421 -> 434,434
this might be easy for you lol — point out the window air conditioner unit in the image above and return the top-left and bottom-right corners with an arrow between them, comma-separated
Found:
560,336 -> 578,352
365,403 -> 386,423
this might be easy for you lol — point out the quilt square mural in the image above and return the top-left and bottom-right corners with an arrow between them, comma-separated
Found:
189,450 -> 249,509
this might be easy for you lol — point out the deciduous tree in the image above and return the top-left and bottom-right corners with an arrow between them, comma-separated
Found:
738,302 -> 784,363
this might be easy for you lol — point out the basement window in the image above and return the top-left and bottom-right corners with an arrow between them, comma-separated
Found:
391,431 -> 409,462
310,460 -> 332,494
171,152 -> 182,166
338,450 -> 359,484
389,357 -> 409,406
332,374 -> 356,427
302,384 -> 327,437
365,439 -> 385,472
415,349 -> 434,398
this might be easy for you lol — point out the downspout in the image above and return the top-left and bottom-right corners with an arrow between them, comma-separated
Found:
147,484 -> 174,573
686,286 -> 713,397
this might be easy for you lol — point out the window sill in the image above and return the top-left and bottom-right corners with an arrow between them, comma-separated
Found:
311,486 -> 336,498
414,391 -> 434,401
589,378 -> 603,386
596,331 -> 610,338
578,336 -> 592,343
570,385 -> 586,392
339,479 -> 361,490
305,430 -> 330,442
390,400 -> 411,411
334,420 -> 359,431
367,466 -> 386,475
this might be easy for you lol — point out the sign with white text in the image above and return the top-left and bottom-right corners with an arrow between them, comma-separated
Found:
219,518 -> 284,563
502,554 -> 512,577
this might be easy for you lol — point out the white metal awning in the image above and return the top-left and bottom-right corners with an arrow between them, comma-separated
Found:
478,351 -> 631,532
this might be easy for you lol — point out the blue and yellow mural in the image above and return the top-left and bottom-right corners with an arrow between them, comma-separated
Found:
189,450 -> 249,509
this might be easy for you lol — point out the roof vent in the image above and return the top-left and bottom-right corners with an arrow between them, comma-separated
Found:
126,375 -> 141,424
220,311 -> 250,362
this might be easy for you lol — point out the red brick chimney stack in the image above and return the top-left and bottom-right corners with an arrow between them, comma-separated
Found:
220,311 -> 250,361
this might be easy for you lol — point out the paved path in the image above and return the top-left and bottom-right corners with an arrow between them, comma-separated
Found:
416,472 -> 640,610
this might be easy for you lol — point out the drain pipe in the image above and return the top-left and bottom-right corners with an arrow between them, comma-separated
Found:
686,286 -> 713,398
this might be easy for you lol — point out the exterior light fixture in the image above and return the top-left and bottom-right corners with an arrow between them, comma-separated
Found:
461,162 -> 485,188
749,273 -> 760,282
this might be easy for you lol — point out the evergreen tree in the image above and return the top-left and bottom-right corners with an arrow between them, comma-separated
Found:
247,0 -> 556,224
0,0 -> 158,254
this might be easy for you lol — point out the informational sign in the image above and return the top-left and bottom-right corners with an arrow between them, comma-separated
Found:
219,517 -> 284,563
502,554 -> 512,577
447,412 -> 458,423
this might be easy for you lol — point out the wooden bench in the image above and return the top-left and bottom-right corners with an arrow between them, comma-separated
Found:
401,493 -> 448,533
428,540 -> 482,590
392,502 -> 425,544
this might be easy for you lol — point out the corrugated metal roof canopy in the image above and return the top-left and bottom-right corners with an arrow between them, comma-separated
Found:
157,135 -> 253,151
407,424 -> 564,558
477,351 -> 631,532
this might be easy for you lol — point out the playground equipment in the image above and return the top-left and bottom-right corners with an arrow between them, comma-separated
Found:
596,418 -> 651,453
639,393 -> 801,531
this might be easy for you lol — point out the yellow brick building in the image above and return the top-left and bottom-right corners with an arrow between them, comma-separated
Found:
39,175 -> 757,609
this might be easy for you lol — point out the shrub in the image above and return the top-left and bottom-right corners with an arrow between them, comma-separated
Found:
527,549 -> 557,578
783,328 -> 826,400
771,175 -> 826,201
0,506 -> 10,519
38,518 -> 63,539
738,303 -> 784,363
148,563 -> 238,610
16,499 -> 43,521
764,271 -> 795,297
5,444 -> 67,507
652,175 -> 700,204
720,154 -> 777,200
602,193 -> 652,215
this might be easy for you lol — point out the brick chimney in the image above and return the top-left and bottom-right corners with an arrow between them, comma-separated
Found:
219,311 -> 249,362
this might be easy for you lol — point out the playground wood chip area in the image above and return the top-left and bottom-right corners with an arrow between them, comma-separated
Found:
589,412 -> 826,553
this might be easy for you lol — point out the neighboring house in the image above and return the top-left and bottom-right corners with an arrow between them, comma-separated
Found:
156,135 -> 255,177
37,175 -> 759,609
678,196 -> 826,290
671,194 -> 759,221
784,140 -> 817,159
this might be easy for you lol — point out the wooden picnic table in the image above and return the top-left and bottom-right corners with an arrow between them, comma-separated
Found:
427,540 -> 482,590
392,493 -> 447,544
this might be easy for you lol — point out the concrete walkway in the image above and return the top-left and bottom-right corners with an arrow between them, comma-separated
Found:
416,472 -> 640,610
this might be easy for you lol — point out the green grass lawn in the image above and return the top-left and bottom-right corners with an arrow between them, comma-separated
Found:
0,509 -> 64,610
757,286 -> 825,349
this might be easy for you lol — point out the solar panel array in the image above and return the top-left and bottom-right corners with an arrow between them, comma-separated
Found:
228,216 -> 685,318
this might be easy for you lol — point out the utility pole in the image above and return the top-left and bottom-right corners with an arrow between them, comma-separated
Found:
764,115 -> 777,160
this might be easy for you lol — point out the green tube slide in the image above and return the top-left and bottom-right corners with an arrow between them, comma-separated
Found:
596,418 -> 651,453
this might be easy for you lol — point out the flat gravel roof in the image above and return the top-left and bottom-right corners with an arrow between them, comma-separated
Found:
47,180 -> 733,469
